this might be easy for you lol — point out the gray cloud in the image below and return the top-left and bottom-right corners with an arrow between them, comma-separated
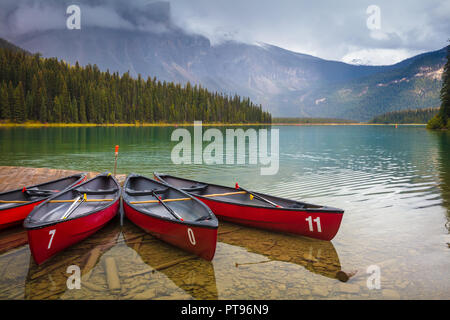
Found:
0,0 -> 448,65
170,0 -> 450,64
0,0 -> 175,36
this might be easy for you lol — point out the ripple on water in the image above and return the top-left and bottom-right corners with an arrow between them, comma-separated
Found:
0,126 -> 449,299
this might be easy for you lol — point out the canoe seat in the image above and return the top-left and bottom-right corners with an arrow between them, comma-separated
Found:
24,188 -> 57,198
289,203 -> 305,209
125,187 -> 168,196
75,188 -> 119,195
181,184 -> 208,192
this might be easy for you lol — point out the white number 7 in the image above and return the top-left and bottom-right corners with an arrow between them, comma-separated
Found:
305,216 -> 322,233
48,229 -> 56,249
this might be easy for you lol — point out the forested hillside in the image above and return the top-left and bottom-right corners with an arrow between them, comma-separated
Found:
370,107 -> 439,124
0,47 -> 271,124
293,46 -> 447,121
427,44 -> 450,130
273,117 -> 355,124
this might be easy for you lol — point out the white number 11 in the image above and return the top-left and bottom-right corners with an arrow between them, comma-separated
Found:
305,216 -> 322,233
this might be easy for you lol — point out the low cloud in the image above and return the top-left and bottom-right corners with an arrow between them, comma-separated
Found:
342,48 -> 423,66
0,0 -> 174,38
170,0 -> 449,64
0,0 -> 448,65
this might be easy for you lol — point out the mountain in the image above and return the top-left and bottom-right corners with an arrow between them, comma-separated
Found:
2,1 -> 446,120
0,39 -> 271,124
298,47 -> 446,120
9,28 -> 389,117
0,37 -> 28,53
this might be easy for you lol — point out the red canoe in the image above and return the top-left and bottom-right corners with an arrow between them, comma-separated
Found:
24,172 -> 120,265
0,173 -> 86,230
123,174 -> 218,261
153,173 -> 344,241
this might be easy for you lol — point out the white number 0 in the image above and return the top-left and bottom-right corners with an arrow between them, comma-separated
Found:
305,216 -> 322,233
187,228 -> 196,246
48,229 -> 56,249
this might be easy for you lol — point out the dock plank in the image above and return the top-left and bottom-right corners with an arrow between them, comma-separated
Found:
0,166 -> 126,193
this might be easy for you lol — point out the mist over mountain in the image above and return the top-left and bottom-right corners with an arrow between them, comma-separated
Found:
1,0 -> 446,120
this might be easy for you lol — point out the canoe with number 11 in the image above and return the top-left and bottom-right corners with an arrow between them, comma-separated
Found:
153,173 -> 344,241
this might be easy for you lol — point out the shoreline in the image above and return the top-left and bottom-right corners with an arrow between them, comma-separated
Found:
272,123 -> 426,126
0,122 -> 272,127
0,122 -> 428,127
0,166 -> 127,192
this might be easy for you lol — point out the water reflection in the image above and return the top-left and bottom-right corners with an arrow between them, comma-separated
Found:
25,220 -> 120,299
435,131 -> 450,231
0,126 -> 449,299
22,219 -> 219,300
218,223 -> 344,281
122,222 -> 219,300
0,227 -> 30,299
0,226 -> 28,255
18,219 -> 346,300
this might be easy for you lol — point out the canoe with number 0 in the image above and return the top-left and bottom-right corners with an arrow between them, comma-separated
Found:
24,172 -> 120,265
122,174 -> 218,261
0,173 -> 87,230
153,173 -> 344,241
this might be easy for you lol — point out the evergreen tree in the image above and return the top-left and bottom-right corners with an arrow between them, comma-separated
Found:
53,96 -> 62,123
0,83 -> 10,119
71,97 -> 79,123
0,47 -> 272,124
79,96 -> 87,123
7,81 -> 14,120
39,91 -> 47,123
60,80 -> 70,122
13,82 -> 25,122
25,92 -> 33,119
439,44 -> 450,125
31,74 -> 39,120
428,43 -> 450,129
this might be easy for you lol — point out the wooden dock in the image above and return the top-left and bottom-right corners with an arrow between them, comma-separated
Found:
0,166 -> 127,192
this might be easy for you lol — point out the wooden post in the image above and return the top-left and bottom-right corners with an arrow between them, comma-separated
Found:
113,145 -> 119,178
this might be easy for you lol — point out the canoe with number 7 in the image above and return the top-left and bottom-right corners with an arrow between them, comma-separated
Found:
24,172 -> 121,265
153,173 -> 344,241
122,174 -> 218,261
0,173 -> 87,230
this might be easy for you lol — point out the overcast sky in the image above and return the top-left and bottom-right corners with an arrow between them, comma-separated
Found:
170,0 -> 450,65
1,0 -> 449,65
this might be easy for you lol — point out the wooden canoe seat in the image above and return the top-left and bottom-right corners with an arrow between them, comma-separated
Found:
181,184 -> 208,192
75,188 -> 119,195
288,203 -> 306,209
124,187 -> 168,196
24,188 -> 58,198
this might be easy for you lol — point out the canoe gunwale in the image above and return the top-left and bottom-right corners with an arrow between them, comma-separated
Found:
195,194 -> 344,214
153,173 -> 344,214
123,174 -> 218,230
23,172 -> 120,230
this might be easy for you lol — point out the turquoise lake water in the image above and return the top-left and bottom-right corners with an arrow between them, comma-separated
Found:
0,125 -> 448,299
